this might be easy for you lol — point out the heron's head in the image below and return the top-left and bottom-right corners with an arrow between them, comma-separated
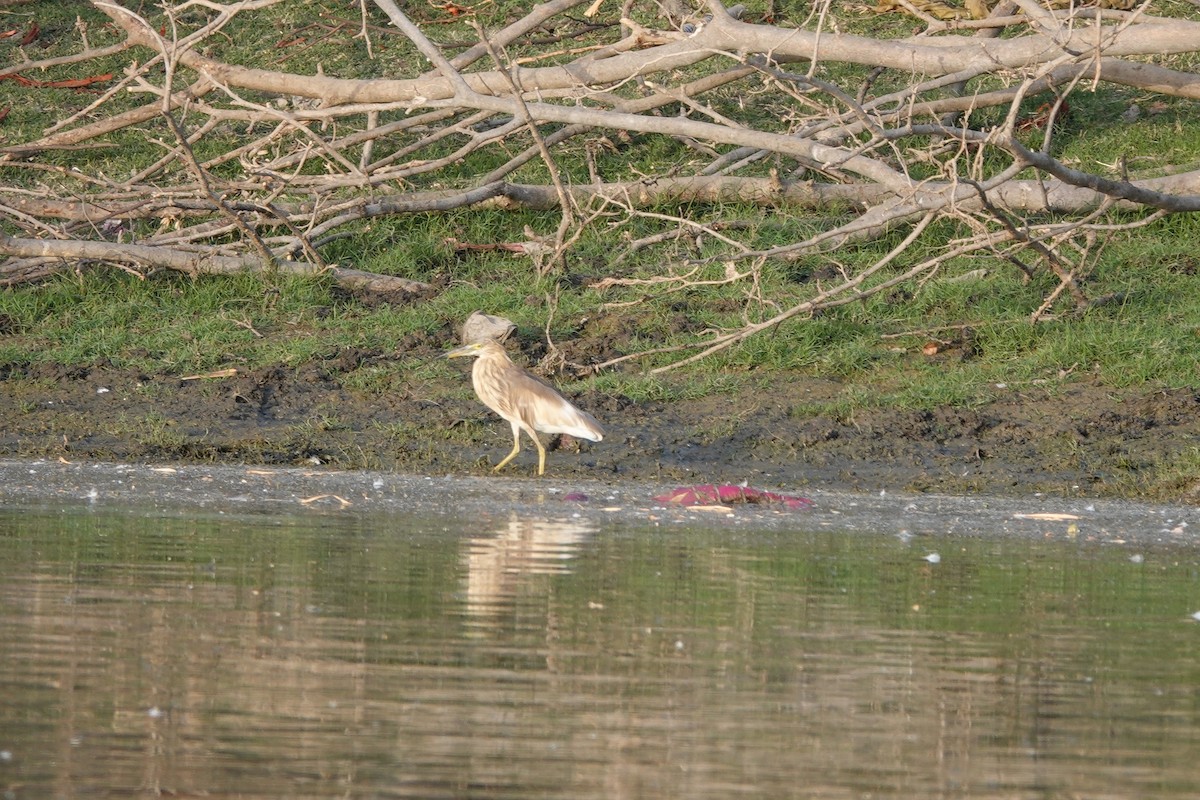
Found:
443,339 -> 504,360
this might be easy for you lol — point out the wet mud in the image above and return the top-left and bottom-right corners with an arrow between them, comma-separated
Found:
1,348 -> 1198,502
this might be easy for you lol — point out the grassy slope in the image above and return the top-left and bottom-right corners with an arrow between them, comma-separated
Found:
2,1 -> 1200,497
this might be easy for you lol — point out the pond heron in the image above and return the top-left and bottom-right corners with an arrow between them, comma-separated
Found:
444,339 -> 604,475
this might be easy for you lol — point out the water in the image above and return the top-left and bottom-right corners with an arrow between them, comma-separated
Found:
2,499 -> 1200,799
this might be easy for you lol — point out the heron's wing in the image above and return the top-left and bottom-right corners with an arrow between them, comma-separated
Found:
504,365 -> 605,441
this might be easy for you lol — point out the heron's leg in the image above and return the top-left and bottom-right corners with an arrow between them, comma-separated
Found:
532,434 -> 547,476
492,423 -> 522,472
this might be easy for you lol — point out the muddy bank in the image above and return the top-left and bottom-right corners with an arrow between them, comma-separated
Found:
1,350 -> 1198,502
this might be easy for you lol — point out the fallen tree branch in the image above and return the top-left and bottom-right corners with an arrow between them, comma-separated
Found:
0,0 -> 1197,369
0,233 -> 432,296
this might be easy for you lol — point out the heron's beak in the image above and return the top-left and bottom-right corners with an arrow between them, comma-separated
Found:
443,343 -> 476,359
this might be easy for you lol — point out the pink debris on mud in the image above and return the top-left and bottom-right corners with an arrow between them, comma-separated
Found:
654,484 -> 814,510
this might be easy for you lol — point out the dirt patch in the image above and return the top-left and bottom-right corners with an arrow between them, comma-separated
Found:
2,352 -> 1198,502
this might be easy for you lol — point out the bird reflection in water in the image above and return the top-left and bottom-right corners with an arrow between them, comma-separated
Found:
461,514 -> 597,634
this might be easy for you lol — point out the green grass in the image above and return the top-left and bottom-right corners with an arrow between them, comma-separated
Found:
4,200 -> 1200,410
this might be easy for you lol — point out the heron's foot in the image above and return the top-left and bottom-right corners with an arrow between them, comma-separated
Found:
493,445 -> 520,472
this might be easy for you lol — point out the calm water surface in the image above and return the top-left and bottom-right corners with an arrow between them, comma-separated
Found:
2,500 -> 1200,799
